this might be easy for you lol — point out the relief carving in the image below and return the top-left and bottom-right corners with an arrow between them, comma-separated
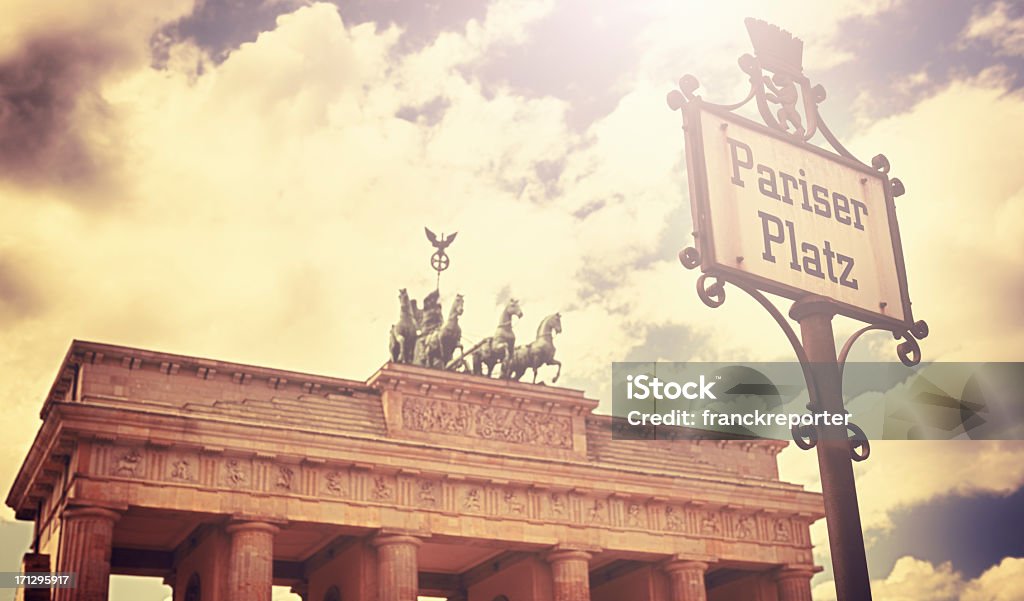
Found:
463,487 -> 482,512
324,470 -> 348,497
503,490 -> 525,515
225,460 -> 248,487
626,503 -> 643,527
372,476 -> 393,501
665,505 -> 686,532
735,515 -> 755,540
417,480 -> 438,507
588,499 -> 606,524
773,518 -> 791,542
401,398 -> 572,449
701,512 -> 722,535
476,407 -> 572,448
276,466 -> 294,490
170,459 -> 192,481
402,399 -> 472,435
549,493 -> 566,518
114,449 -> 142,477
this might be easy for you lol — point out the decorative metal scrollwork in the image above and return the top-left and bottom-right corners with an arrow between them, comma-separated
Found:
871,153 -> 908,198
871,154 -> 891,175
678,246 -> 701,270
838,318 -> 929,372
792,423 -> 818,450
666,75 -> 701,111
895,319 -> 929,367
909,319 -> 929,339
696,274 -> 726,308
847,423 -> 870,462
789,422 -> 871,461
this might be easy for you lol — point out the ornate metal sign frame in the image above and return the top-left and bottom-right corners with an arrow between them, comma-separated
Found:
668,19 -> 929,361
667,20 -> 932,601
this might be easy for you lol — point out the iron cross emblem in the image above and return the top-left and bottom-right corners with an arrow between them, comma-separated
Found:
425,227 -> 457,275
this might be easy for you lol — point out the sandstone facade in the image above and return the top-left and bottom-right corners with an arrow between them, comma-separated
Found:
7,341 -> 824,600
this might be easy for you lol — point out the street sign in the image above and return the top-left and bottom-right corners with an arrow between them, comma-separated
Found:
682,103 -> 914,329
669,19 -> 930,601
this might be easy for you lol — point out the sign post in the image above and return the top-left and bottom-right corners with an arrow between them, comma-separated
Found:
667,19 -> 930,601
791,296 -> 873,601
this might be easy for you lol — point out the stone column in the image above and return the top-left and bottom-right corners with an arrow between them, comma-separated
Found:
372,533 -> 422,601
225,521 -> 279,601
546,548 -> 592,601
289,583 -> 308,601
161,573 -> 175,601
775,566 -> 815,601
20,553 -> 51,601
54,507 -> 120,601
663,560 -> 709,601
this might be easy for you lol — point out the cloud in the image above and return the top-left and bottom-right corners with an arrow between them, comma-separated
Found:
0,36 -> 119,187
152,0 -> 307,65
0,0 -> 194,192
780,439 -> 1024,592
855,441 -> 1024,533
813,556 -> 1024,601
845,68 -> 1024,362
634,0 -> 904,87
962,557 -> 1024,601
0,254 -> 45,323
960,1 -> 1024,58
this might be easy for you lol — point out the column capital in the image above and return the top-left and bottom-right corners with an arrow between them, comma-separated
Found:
63,506 -> 121,523
775,565 -> 818,581
225,521 -> 281,536
662,560 -> 710,574
545,548 -> 593,564
370,532 -> 423,548
774,565 -> 817,601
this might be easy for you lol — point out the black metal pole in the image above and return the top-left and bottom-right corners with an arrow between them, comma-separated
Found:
790,296 -> 873,601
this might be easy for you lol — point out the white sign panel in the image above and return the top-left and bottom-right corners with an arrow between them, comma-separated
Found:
688,106 -> 909,325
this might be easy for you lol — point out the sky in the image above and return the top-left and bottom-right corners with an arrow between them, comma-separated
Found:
1,0 -> 1024,599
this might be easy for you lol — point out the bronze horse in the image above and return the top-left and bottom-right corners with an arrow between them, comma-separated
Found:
502,312 -> 562,384
470,298 -> 523,377
388,288 -> 417,363
416,294 -> 464,368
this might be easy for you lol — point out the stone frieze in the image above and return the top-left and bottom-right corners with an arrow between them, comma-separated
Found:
400,397 -> 573,449
87,442 -> 810,549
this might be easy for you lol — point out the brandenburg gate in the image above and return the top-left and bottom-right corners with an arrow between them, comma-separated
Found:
6,340 -> 823,600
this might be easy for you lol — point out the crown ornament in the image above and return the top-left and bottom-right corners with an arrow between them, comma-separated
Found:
744,18 -> 804,77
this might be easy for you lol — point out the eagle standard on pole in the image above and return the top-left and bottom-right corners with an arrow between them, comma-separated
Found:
425,227 -> 457,292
